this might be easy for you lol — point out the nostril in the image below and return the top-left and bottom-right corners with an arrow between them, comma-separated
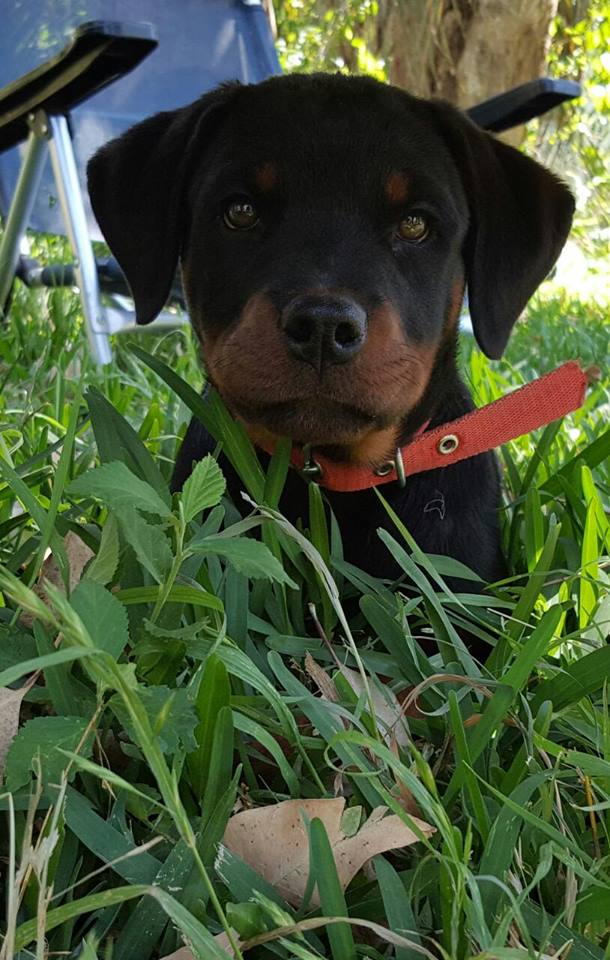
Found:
285,315 -> 312,345
334,320 -> 362,347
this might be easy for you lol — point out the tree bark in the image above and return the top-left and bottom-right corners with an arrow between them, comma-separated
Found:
368,0 -> 558,141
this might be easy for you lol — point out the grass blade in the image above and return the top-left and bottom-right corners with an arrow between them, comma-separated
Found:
309,817 -> 356,960
374,855 -> 420,960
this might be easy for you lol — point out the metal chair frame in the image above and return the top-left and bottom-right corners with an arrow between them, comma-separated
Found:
0,109 -> 179,364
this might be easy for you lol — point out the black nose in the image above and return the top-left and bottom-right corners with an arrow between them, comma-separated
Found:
281,295 -> 367,369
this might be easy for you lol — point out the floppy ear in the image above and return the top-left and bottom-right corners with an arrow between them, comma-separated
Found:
87,85 -> 236,325
431,101 -> 574,359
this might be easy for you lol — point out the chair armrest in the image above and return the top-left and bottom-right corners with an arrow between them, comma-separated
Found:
466,78 -> 581,133
0,21 -> 158,152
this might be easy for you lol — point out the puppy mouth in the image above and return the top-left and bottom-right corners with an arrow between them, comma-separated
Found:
202,295 -> 435,450
226,395 -> 387,446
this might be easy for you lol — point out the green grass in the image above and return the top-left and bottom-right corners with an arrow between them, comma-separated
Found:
0,275 -> 609,960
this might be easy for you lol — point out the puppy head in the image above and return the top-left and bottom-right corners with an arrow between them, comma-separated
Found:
88,75 -> 573,460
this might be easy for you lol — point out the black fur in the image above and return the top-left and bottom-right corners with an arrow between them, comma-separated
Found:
172,385 -> 506,586
88,73 -> 574,590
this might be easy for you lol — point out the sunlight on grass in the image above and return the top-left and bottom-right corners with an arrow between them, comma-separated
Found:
552,240 -> 610,305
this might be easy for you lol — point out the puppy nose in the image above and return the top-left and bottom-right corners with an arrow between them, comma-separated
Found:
281,295 -> 367,368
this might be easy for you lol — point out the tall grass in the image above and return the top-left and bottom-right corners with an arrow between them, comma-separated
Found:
0,278 -> 609,959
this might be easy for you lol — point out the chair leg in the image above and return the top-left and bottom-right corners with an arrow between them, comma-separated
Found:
48,114 -> 112,366
0,117 -> 48,315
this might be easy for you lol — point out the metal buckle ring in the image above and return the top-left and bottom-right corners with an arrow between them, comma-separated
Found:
437,433 -> 459,455
373,461 -> 394,478
301,444 -> 323,480
373,448 -> 406,487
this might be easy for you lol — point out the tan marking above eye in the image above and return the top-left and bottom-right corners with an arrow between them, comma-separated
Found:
386,171 -> 409,205
254,161 -> 278,193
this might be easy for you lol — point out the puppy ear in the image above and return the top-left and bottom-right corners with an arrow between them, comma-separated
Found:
431,101 -> 574,359
87,85 -> 236,325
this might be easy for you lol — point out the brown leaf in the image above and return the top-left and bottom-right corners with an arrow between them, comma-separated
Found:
67,532 -> 95,589
214,931 -> 243,958
304,651 -> 339,702
340,667 -> 409,748
158,931 -> 242,960
21,532 -> 94,627
395,685 -> 423,718
0,683 -> 31,782
54,531 -> 95,593
304,656 -> 410,748
222,797 -> 434,906
388,735 -> 424,819
37,530 -> 94,596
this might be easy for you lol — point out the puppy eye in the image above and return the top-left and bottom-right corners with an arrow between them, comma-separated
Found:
224,198 -> 259,230
397,215 -> 428,243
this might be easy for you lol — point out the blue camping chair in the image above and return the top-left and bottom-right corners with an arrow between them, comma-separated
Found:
0,1 -> 280,364
0,2 -> 579,364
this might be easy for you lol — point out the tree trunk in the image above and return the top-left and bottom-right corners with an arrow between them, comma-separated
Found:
368,0 -> 558,141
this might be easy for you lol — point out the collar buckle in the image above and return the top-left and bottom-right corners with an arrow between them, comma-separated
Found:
373,447 -> 406,487
300,444 -> 323,480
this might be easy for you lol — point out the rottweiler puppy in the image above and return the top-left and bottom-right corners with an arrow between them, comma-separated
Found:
87,74 -> 573,585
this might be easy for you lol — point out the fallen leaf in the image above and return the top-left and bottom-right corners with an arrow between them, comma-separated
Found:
304,651 -> 339,703
158,930 -> 242,960
339,667 -> 410,748
305,658 -> 414,799
21,532 -> 94,626
39,532 -> 95,596
223,797 -> 434,906
214,931 -> 243,958
304,656 -> 410,749
55,531 -> 95,592
66,532 -> 96,589
388,735 -> 424,819
0,682 -> 32,782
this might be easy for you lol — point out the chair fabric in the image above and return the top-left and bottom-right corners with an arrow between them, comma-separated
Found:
0,0 -> 280,239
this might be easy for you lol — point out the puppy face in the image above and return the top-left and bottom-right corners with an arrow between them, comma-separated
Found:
181,80 -> 468,453
87,74 -> 574,462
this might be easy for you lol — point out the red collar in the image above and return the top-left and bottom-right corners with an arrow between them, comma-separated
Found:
255,361 -> 588,493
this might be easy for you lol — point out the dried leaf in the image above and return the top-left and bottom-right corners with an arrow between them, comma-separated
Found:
389,734 -> 424,819
0,684 -> 30,781
159,931 -> 242,960
304,656 -> 410,749
394,686 -> 423,718
214,931 -> 243,958
223,797 -> 434,906
63,531 -> 95,590
21,532 -> 94,626
304,651 -> 339,702
340,667 -> 409,748
40,531 -> 94,593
